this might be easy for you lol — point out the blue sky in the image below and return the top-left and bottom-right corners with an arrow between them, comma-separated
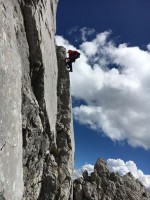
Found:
57,0 -> 150,47
56,0 -> 150,189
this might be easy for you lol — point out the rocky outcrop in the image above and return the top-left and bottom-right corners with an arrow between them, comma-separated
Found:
74,158 -> 150,200
0,0 -> 74,199
37,46 -> 74,200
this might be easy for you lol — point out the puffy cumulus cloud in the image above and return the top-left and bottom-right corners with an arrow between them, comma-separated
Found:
80,31 -> 110,57
107,159 -> 150,190
73,106 -> 102,130
56,32 -> 150,149
74,163 -> 94,179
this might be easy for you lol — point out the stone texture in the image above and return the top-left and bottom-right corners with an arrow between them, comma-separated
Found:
74,158 -> 150,200
20,1 -> 74,199
38,46 -> 74,200
0,0 -> 74,199
22,45 -> 74,199
20,0 -> 59,198
56,46 -> 74,200
0,0 -> 24,199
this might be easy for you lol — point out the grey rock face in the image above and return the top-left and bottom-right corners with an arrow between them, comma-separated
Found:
74,158 -> 150,200
22,45 -> 74,199
21,0 -> 59,199
21,1 -> 74,199
56,46 -> 75,200
0,1 -> 24,199
39,46 -> 74,200
0,0 -> 74,199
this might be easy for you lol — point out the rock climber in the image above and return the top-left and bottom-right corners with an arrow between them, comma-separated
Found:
66,50 -> 80,72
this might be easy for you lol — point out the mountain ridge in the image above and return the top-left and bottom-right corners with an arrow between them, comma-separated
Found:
74,158 -> 150,200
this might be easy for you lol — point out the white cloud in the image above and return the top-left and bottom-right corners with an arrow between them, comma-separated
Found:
107,159 -> 150,190
56,32 -> 150,149
55,35 -> 76,51
80,31 -> 110,57
74,163 -> 94,179
74,159 -> 150,190
147,44 -> 150,51
80,27 -> 96,42
73,105 -> 102,130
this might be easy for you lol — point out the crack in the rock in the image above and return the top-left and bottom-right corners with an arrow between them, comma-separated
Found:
20,2 -> 57,199
0,141 -> 6,152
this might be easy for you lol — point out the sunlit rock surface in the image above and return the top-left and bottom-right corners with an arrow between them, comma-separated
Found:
1,1 -> 149,200
0,0 -> 74,199
74,158 -> 150,200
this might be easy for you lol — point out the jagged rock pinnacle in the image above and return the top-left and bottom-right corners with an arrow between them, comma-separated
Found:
74,158 -> 150,200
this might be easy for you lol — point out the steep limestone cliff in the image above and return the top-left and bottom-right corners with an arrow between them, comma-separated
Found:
0,0 -> 74,199
1,1 -> 150,200
74,158 -> 150,200
37,46 -> 74,200
0,1 -> 24,199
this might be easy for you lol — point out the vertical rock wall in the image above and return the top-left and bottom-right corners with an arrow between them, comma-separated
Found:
56,47 -> 74,199
0,0 -> 74,199
0,1 -> 24,199
38,46 -> 74,200
21,0 -> 59,198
